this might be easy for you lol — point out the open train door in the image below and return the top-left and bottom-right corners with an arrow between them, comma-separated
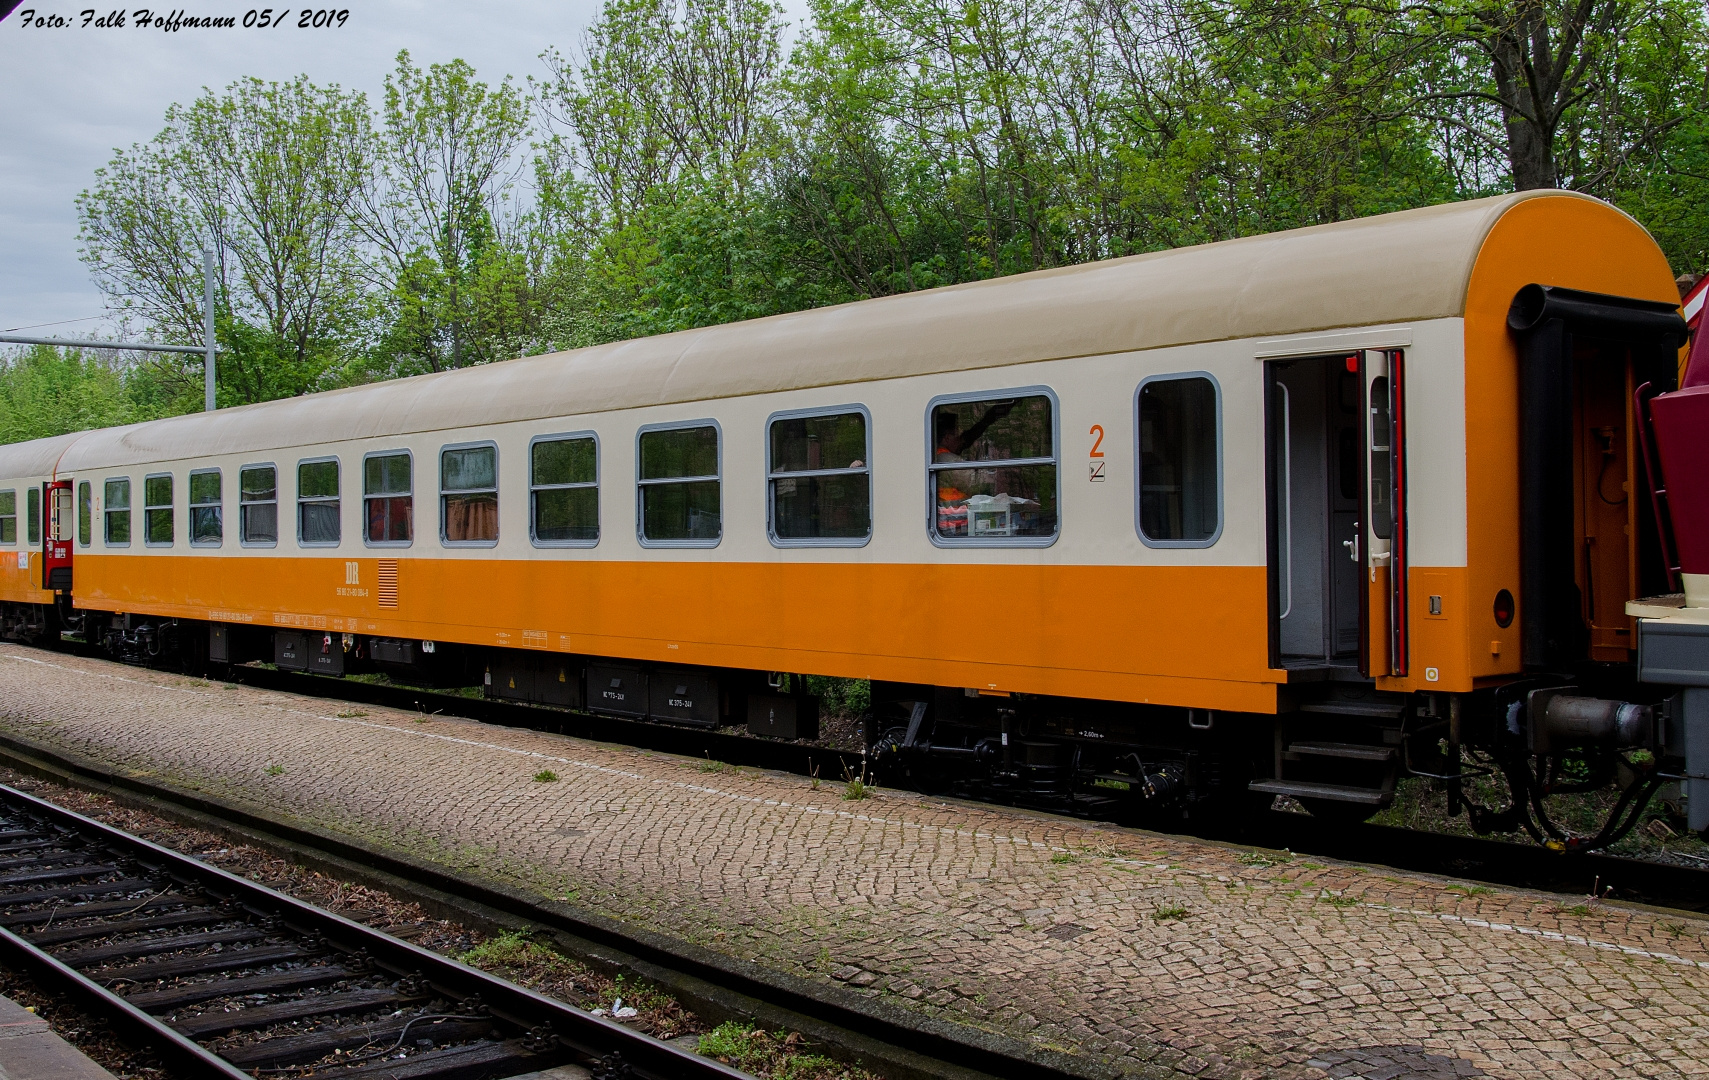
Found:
42,480 -> 72,591
1359,350 -> 1408,678
1267,351 -> 1406,676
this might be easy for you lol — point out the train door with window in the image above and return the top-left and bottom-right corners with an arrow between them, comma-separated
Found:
1267,353 -> 1407,676
42,480 -> 73,591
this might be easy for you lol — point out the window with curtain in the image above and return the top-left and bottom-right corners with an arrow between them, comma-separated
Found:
26,488 -> 39,544
442,445 -> 498,544
364,452 -> 412,544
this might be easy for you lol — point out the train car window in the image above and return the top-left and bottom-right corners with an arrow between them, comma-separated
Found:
363,452 -> 412,546
189,469 -> 222,546
240,465 -> 278,545
928,391 -> 1058,544
144,474 -> 174,546
1369,376 -> 1392,540
530,434 -> 598,546
297,459 -> 341,546
26,488 -> 40,544
0,491 -> 14,544
104,478 -> 131,546
1136,374 -> 1221,547
767,408 -> 871,545
77,482 -> 91,547
441,444 -> 498,545
637,422 -> 720,545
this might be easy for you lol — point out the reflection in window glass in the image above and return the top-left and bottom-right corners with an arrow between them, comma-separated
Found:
769,411 -> 870,541
1138,376 -> 1219,543
364,453 -> 412,544
104,478 -> 131,545
78,482 -> 91,547
532,437 -> 597,543
144,475 -> 174,545
0,491 -> 14,544
27,488 -> 40,544
929,395 -> 1056,540
442,446 -> 497,543
298,459 -> 340,545
639,426 -> 720,542
241,466 -> 278,544
189,470 -> 222,545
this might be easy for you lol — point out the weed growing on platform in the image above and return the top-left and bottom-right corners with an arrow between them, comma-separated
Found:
842,777 -> 870,800
1050,852 -> 1079,864
264,764 -> 284,776
1152,904 -> 1189,922
335,709 -> 367,718
699,758 -> 734,774
534,770 -> 559,783
698,1021 -> 873,1080
1237,850 -> 1291,868
1319,893 -> 1359,908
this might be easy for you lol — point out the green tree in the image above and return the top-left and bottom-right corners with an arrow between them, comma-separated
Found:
360,51 -> 537,375
0,346 -> 134,443
77,75 -> 375,409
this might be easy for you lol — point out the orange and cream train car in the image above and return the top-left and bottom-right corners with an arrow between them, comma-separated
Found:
0,191 -> 1696,833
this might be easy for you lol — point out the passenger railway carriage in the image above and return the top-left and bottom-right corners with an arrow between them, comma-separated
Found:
1,190 -> 1702,840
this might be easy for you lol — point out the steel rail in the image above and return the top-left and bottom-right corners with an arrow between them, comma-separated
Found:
0,783 -> 752,1080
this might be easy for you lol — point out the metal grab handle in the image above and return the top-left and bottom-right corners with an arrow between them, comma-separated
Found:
1278,383 -> 1293,620
1344,520 -> 1360,563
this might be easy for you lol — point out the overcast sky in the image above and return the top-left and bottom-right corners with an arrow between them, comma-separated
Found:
0,1 -> 803,340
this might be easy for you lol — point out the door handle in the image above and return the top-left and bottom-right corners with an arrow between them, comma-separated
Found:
1344,536 -> 1360,563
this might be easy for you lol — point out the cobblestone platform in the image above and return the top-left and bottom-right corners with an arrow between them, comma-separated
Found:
0,646 -> 1705,1080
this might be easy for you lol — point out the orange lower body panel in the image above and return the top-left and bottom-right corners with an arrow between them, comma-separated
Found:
74,555 -> 1283,713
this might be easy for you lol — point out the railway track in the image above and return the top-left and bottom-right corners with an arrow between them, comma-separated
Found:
0,782 -> 749,1080
230,665 -> 1709,915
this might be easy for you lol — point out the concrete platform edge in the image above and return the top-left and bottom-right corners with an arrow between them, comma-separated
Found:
0,727 -> 1157,1080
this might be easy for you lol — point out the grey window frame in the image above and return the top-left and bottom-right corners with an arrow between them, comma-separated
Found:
765,404 -> 873,549
0,490 -> 14,545
188,468 -> 222,547
1134,371 -> 1225,549
26,487 -> 40,545
143,472 -> 174,547
439,440 -> 499,548
636,419 -> 722,549
924,385 -> 1061,549
296,456 -> 342,548
529,431 -> 599,548
361,449 -> 414,549
104,477 -> 131,548
239,463 -> 278,548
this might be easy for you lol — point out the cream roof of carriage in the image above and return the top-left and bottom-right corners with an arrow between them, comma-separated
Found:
0,189 -> 1646,476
